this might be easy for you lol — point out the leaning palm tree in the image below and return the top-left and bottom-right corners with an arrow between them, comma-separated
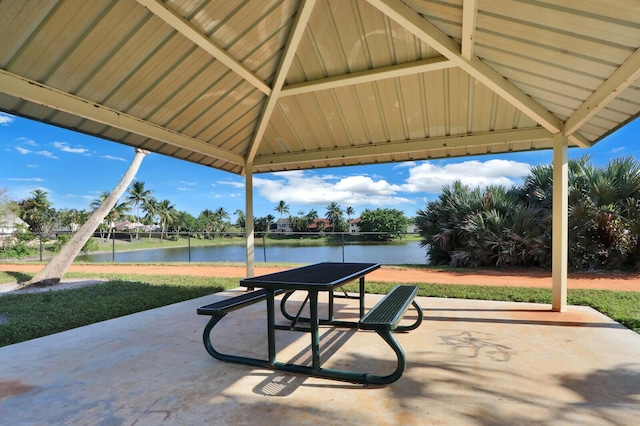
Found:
126,180 -> 152,240
23,149 -> 149,286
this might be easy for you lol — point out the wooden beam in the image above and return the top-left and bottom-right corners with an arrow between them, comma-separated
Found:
280,57 -> 453,97
565,47 -> 640,136
0,69 -> 245,165
245,0 -> 317,164
366,0 -> 563,134
253,127 -> 552,167
461,0 -> 478,60
136,0 -> 271,95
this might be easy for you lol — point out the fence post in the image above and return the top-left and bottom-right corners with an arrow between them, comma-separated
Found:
39,233 -> 43,261
112,235 -> 115,262
263,233 -> 267,262
341,232 -> 345,262
188,232 -> 191,263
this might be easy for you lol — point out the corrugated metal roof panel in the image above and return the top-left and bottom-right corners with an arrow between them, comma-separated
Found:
0,0 -> 639,175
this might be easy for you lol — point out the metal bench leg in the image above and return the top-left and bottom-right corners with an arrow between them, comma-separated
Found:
364,329 -> 407,386
202,314 -> 271,369
394,299 -> 424,332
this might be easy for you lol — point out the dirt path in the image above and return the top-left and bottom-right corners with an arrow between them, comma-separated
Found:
1,263 -> 638,291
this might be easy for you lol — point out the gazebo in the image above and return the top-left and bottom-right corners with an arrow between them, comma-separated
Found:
1,0 -> 639,312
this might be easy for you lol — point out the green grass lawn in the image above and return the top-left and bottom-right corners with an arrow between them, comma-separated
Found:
1,270 -> 638,347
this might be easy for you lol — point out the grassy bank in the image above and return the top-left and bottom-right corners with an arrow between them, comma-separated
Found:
1,270 -> 638,347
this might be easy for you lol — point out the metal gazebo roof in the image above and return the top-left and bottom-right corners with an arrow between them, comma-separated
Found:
1,0 -> 639,176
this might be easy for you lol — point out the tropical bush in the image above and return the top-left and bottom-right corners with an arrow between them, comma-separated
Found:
417,156 -> 640,271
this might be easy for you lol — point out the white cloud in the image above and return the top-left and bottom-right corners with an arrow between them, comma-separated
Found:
0,112 -> 14,126
17,137 -> 38,146
609,147 -> 625,154
26,164 -> 39,168
179,180 -> 197,186
217,180 -> 245,189
101,155 -> 126,161
7,177 -> 44,182
15,146 -> 32,154
35,150 -> 58,159
53,141 -> 89,155
403,159 -> 531,193
253,171 -> 413,207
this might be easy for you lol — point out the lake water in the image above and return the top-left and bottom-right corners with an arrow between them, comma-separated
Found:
75,241 -> 428,265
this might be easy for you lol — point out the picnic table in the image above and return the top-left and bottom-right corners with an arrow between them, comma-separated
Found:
197,262 -> 423,385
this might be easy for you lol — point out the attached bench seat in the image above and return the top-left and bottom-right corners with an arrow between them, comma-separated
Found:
197,288 -> 289,366
197,288 -> 286,317
358,285 -> 423,385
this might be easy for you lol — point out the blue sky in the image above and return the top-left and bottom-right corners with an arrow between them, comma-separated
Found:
1,111 -> 639,220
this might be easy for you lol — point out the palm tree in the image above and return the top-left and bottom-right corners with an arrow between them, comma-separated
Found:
198,209 -> 217,236
234,209 -> 246,232
346,206 -> 355,220
19,189 -> 54,234
24,148 -> 149,286
157,199 -> 178,239
274,200 -> 289,231
125,180 -> 152,240
214,207 -> 230,234
325,202 -> 343,232
91,191 -> 130,242
141,197 -> 159,240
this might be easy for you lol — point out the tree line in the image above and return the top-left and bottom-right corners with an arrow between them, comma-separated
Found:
417,156 -> 640,271
4,181 -> 409,240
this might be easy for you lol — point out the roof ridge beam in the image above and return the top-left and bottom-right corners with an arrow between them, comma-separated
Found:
565,47 -> 640,136
0,69 -> 245,165
136,0 -> 271,95
367,0 -> 563,134
244,0 -> 317,166
253,127 -> 552,167
280,57 -> 453,97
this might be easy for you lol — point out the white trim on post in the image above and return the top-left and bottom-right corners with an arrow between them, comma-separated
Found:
245,163 -> 255,278
552,133 -> 568,312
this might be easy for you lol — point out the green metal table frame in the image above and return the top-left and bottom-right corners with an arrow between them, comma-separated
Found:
202,262 -> 421,385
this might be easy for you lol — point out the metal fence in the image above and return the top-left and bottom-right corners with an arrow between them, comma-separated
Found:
0,231 -> 428,266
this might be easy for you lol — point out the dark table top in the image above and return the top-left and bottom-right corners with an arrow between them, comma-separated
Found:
240,262 -> 380,291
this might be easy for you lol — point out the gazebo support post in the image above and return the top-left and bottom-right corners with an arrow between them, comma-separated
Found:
552,133 -> 568,312
245,162 -> 255,278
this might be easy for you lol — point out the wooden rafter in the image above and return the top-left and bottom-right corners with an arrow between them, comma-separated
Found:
136,0 -> 271,95
461,0 -> 478,60
366,0 -> 563,134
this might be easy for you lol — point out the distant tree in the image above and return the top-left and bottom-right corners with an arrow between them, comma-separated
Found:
274,200 -> 289,219
173,211 -> 198,233
234,209 -> 246,232
214,207 -> 230,233
125,180 -> 152,239
18,189 -> 55,234
358,208 -> 408,240
346,206 -> 355,220
90,191 -> 130,241
157,199 -> 178,238
197,209 -> 217,236
325,202 -> 344,232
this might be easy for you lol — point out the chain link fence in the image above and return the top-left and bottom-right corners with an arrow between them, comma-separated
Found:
0,231 -> 428,265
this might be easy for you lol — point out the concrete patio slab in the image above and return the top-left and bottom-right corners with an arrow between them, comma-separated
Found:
1,290 -> 639,425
